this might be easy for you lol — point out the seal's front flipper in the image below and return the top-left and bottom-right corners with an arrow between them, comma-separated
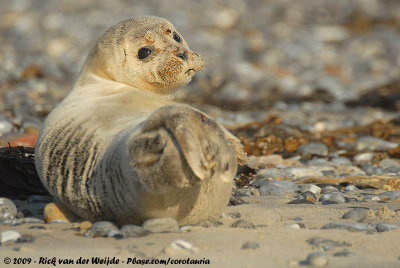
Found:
140,105 -> 237,183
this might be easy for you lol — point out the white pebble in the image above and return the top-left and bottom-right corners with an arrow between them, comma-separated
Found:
162,239 -> 198,256
1,230 -> 21,243
300,184 -> 321,195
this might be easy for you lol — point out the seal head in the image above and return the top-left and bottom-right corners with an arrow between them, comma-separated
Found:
80,16 -> 205,94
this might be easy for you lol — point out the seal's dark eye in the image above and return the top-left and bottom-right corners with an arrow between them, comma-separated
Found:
137,47 -> 152,59
173,32 -> 181,43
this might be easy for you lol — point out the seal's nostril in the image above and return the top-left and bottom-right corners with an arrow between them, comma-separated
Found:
176,51 -> 188,61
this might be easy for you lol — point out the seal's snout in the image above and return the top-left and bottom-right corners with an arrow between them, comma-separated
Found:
189,52 -> 205,72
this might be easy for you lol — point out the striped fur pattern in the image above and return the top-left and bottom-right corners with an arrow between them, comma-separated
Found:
35,17 -> 245,225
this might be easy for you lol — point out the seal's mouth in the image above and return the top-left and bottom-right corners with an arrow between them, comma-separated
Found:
185,69 -> 195,75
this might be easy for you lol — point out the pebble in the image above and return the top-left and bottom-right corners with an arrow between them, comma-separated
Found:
379,158 -> 400,168
320,192 -> 345,204
343,185 -> 358,192
24,217 -> 45,224
87,221 -> 120,238
306,251 -> 328,267
333,250 -> 353,257
353,153 -> 374,164
307,237 -> 351,251
290,168 -> 323,178
29,225 -> 46,230
342,208 -> 368,222
321,186 -> 339,194
0,119 -> 13,134
356,136 -> 398,152
378,191 -> 400,200
300,184 -> 321,195
375,223 -> 399,232
287,199 -> 315,205
44,202 -> 79,223
2,218 -> 24,226
300,191 -> 317,203
297,142 -> 328,157
222,212 -> 241,219
259,180 -> 298,196
330,157 -> 353,166
241,241 -> 260,250
231,219 -> 256,229
321,222 -> 375,232
121,225 -> 149,238
0,198 -> 18,222
142,217 -> 180,233
16,235 -> 35,243
363,194 -> 381,201
1,230 -> 21,243
79,221 -> 92,234
162,239 -> 198,256
286,223 -> 305,229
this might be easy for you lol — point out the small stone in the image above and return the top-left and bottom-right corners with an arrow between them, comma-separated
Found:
121,225 -> 149,238
290,168 -> 323,178
379,158 -> 400,168
375,223 -> 399,232
87,221 -> 120,238
306,251 -> 328,267
107,229 -> 123,239
1,230 -> 21,243
241,241 -> 259,250
378,191 -> 400,200
0,120 -> 13,134
301,191 -> 317,202
330,157 -> 353,166
142,217 -> 180,233
297,142 -> 328,157
363,194 -> 381,201
287,199 -> 316,205
231,219 -> 256,229
16,235 -> 35,243
353,153 -> 374,164
300,184 -> 321,195
0,198 -> 18,222
333,250 -> 353,257
320,192 -> 345,204
222,212 -> 241,219
356,136 -> 398,152
321,186 -> 339,194
344,185 -> 358,192
44,202 -> 79,223
321,222 -> 375,232
286,223 -> 305,229
162,239 -> 198,256
29,226 -> 46,230
259,180 -> 298,196
342,208 -> 368,222
27,195 -> 53,203
48,219 -> 69,224
250,188 -> 260,196
79,221 -> 92,232
307,237 -> 351,251
24,217 -> 45,224
2,218 -> 23,226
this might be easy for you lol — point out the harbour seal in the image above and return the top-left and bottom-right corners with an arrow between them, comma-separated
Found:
35,16 -> 246,225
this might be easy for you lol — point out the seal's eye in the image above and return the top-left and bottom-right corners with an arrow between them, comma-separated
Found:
173,32 -> 181,43
137,47 -> 152,59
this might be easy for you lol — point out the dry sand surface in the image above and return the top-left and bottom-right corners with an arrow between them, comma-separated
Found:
1,194 -> 400,268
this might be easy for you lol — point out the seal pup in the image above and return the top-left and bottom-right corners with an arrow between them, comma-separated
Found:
35,16 -> 246,225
